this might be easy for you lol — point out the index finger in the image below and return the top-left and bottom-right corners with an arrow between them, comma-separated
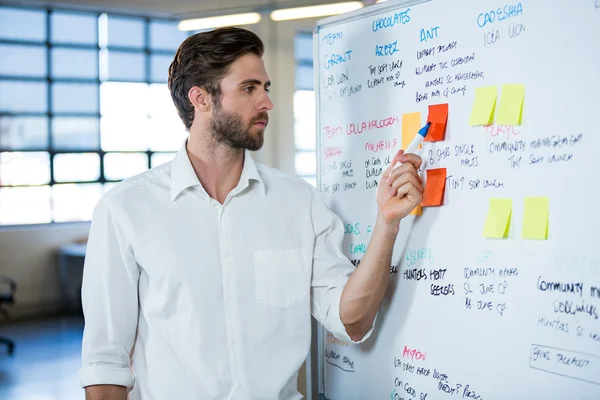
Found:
397,152 -> 423,170
390,149 -> 404,167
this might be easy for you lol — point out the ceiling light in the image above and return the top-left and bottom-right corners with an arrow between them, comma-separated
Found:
178,12 -> 261,31
270,2 -> 363,21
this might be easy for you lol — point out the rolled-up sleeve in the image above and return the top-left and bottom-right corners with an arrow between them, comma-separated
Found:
309,189 -> 376,344
79,195 -> 139,389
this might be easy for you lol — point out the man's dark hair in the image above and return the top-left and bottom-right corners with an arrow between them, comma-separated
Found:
168,27 -> 265,131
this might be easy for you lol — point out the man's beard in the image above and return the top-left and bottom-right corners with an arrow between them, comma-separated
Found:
210,104 -> 268,151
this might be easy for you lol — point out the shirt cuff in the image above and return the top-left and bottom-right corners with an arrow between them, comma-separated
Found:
79,364 -> 135,389
327,290 -> 377,345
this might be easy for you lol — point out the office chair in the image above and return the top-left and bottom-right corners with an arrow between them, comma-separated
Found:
0,275 -> 16,355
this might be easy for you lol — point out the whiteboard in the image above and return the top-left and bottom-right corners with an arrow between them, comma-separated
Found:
314,0 -> 600,399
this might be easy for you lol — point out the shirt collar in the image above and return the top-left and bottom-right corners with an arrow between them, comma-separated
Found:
239,148 -> 265,196
170,141 -> 265,201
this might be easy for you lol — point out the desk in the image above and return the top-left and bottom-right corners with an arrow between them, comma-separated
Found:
57,243 -> 87,314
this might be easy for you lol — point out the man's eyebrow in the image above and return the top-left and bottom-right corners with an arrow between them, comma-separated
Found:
240,79 -> 271,87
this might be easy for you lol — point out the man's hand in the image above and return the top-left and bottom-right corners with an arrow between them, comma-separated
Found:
377,150 -> 424,225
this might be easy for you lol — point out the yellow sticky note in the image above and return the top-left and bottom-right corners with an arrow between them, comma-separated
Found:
469,86 -> 497,126
483,198 -> 512,239
496,84 -> 525,125
402,112 -> 422,150
410,205 -> 422,216
522,197 -> 549,240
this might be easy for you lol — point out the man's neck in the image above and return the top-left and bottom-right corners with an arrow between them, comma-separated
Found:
186,132 -> 244,204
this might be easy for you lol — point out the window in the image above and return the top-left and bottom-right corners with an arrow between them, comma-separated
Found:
293,32 -> 316,187
0,6 -> 187,225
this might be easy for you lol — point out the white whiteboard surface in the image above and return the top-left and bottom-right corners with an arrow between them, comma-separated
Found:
314,0 -> 600,399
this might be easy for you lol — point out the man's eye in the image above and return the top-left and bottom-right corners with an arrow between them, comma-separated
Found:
265,87 -> 270,93
244,86 -> 255,93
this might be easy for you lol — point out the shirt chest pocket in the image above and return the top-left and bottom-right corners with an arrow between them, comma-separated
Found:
254,249 -> 309,308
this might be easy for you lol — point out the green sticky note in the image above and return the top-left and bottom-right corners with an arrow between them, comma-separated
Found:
496,84 -> 525,125
522,197 -> 549,240
469,86 -> 497,126
483,198 -> 512,239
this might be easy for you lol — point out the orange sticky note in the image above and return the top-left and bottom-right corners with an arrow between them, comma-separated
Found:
402,112 -> 422,151
410,205 -> 422,215
422,168 -> 446,207
424,103 -> 448,142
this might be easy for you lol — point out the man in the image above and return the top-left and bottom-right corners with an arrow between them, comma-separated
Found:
80,27 -> 422,399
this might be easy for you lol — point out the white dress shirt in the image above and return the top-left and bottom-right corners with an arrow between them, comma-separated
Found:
79,142 -> 374,399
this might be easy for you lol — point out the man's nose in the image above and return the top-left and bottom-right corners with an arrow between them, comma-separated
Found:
258,90 -> 273,111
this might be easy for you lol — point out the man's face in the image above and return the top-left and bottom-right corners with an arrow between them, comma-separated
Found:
210,53 -> 273,151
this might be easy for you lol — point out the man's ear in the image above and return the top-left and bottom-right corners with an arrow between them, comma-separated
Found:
188,86 -> 210,112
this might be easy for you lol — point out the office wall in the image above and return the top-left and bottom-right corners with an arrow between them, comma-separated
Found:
0,222 -> 90,319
